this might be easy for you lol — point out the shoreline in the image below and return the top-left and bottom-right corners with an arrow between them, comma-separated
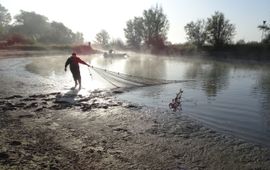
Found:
1,47 -> 270,61
1,90 -> 270,169
0,48 -> 102,59
0,49 -> 70,58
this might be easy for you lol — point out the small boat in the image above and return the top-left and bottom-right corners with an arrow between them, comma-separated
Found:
103,50 -> 128,58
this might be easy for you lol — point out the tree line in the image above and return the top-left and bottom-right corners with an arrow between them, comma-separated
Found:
184,11 -> 236,48
95,5 -> 169,51
96,8 -> 237,50
95,5 -> 270,52
0,3 -> 269,51
0,4 -> 83,45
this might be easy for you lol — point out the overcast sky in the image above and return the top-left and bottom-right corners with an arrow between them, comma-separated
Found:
1,0 -> 270,43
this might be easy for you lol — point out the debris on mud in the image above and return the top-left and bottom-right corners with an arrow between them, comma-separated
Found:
1,90 -> 270,169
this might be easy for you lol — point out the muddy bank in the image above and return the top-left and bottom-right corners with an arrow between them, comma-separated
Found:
0,49 -> 71,58
1,90 -> 270,170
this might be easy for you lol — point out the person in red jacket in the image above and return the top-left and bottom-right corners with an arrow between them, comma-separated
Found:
65,52 -> 90,89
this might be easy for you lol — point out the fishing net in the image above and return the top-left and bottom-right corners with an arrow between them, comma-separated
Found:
89,66 -> 193,88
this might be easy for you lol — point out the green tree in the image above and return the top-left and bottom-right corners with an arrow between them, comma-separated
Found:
206,11 -> 235,47
109,38 -> 125,50
95,29 -> 110,48
184,19 -> 207,47
124,17 -> 143,49
236,39 -> 246,45
0,3 -> 11,38
142,5 -> 169,49
34,21 -> 84,44
73,32 -> 84,44
40,21 -> 74,44
11,11 -> 84,44
11,10 -> 50,41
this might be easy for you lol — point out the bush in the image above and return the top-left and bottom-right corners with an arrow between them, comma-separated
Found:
6,33 -> 34,45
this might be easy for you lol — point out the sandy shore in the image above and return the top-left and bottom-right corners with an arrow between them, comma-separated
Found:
1,90 -> 270,170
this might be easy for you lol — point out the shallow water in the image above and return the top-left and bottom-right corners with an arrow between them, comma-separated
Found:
117,56 -> 270,146
0,53 -> 270,146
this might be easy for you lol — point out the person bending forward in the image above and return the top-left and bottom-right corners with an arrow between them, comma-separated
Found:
65,52 -> 90,89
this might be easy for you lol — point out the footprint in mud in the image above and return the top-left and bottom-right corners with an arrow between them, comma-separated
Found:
23,102 -> 38,109
21,98 -> 36,101
42,98 -> 55,102
9,141 -> 22,146
4,95 -> 23,100
14,102 -> 26,108
112,127 -> 129,132
0,152 -> 9,160
35,107 -> 44,112
18,114 -> 34,118
29,94 -> 48,98
112,127 -> 133,141
0,101 -> 6,105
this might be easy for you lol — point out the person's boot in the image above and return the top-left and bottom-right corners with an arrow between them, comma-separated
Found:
71,82 -> 77,90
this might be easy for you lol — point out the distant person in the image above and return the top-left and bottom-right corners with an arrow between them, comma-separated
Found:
64,52 -> 90,90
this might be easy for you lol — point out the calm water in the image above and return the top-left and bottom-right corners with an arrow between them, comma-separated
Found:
0,53 -> 270,146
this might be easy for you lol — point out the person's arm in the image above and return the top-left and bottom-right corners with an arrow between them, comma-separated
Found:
77,57 -> 90,67
64,58 -> 71,71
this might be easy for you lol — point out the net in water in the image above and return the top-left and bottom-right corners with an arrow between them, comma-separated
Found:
90,66 -> 193,88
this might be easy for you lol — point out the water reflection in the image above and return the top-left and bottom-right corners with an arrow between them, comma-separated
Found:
184,61 -> 229,98
116,57 -> 270,146
124,55 -> 166,79
1,53 -> 270,146
255,70 -> 270,128
201,63 -> 229,98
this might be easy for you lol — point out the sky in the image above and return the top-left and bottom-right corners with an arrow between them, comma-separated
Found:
1,0 -> 270,44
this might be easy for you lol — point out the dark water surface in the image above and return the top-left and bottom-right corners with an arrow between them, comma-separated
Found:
1,53 -> 270,146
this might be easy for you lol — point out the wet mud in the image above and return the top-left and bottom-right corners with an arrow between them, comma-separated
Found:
1,90 -> 270,169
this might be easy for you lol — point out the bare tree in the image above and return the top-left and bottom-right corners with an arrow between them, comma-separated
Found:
258,20 -> 270,42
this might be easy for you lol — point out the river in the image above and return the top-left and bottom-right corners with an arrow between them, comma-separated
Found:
1,52 -> 270,146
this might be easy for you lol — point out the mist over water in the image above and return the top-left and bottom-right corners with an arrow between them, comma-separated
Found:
1,53 -> 270,146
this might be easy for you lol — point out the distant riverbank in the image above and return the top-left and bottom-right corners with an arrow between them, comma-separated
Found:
0,44 -> 101,58
0,49 -> 70,58
1,43 -> 270,62
152,43 -> 270,61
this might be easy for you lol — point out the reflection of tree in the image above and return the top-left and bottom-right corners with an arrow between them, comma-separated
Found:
202,64 -> 230,97
255,71 -> 270,127
184,62 -> 202,79
183,62 -> 203,89
94,55 -> 113,67
184,62 -> 230,98
123,55 -> 166,80
120,55 -> 167,95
